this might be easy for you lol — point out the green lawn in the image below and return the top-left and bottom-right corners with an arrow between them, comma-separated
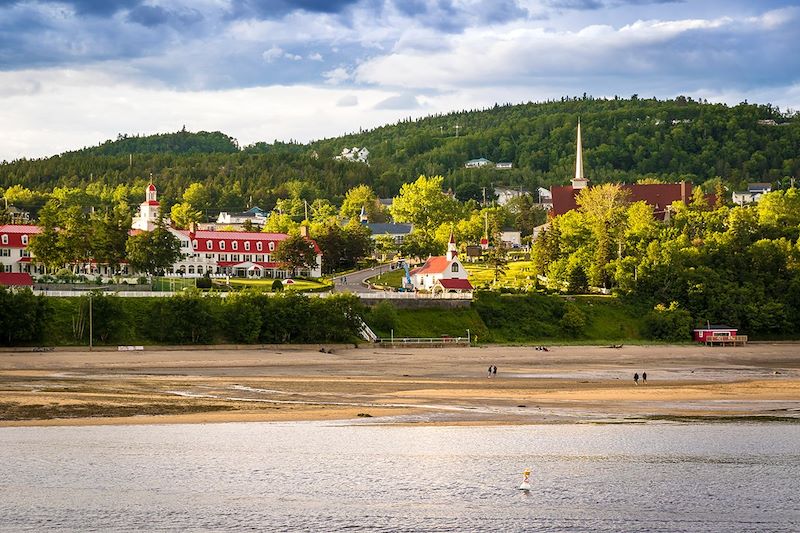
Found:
369,268 -> 406,289
464,260 -> 538,290
223,278 -> 333,292
152,277 -> 198,291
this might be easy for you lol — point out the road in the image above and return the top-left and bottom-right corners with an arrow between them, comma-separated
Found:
331,263 -> 397,293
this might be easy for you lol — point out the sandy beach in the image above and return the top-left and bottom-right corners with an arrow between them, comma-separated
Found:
1,343 -> 799,426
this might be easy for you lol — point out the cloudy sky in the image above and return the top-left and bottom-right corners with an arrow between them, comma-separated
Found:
1,0 -> 798,160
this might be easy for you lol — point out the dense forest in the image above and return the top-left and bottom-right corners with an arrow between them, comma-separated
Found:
1,96 -> 798,218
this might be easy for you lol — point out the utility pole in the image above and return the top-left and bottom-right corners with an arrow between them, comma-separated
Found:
482,187 -> 486,207
454,124 -> 460,137
304,199 -> 309,221
88,294 -> 93,352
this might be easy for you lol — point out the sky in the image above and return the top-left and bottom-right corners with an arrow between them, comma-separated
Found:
0,0 -> 798,160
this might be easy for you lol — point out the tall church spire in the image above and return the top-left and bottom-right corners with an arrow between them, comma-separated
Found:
575,119 -> 583,181
572,119 -> 588,189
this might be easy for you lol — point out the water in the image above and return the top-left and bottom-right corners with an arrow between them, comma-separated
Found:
1,422 -> 798,532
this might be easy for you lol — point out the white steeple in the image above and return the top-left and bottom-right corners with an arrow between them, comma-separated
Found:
132,180 -> 163,231
572,119 -> 588,190
447,230 -> 458,261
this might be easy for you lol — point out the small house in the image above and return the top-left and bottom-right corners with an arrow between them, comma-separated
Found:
693,325 -> 738,343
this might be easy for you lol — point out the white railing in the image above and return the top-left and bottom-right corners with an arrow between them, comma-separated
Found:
34,289 -> 472,300
377,336 -> 470,345
357,292 -> 473,300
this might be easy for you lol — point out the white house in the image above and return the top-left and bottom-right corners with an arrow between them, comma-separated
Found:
494,186 -> 530,206
465,157 -> 492,168
732,183 -> 772,205
334,147 -> 370,164
166,226 -> 322,279
495,162 -> 513,169
215,207 -> 268,228
0,224 -> 40,274
409,233 -> 473,293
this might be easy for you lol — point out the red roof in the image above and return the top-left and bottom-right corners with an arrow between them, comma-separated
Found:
437,278 -> 473,290
0,272 -> 33,286
145,200 -> 160,206
177,229 -> 321,254
147,183 -> 157,191
0,224 -> 42,248
413,256 -> 451,275
217,261 -> 281,268
550,182 -> 693,219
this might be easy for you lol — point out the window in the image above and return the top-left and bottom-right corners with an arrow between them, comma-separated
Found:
244,241 -> 251,251
188,266 -> 195,274
244,255 -> 252,262
0,249 -> 9,257
451,263 -> 459,273
255,255 -> 263,262
3,264 -> 11,272
21,235 -> 28,245
206,240 -> 212,250
192,240 -> 198,249
1,235 -> 7,245
21,249 -> 30,257
219,241 -> 225,250
232,241 -> 239,250
219,254 -> 227,261
256,241 -> 263,251
231,254 -> 240,262
206,254 -> 213,260
268,242 -> 275,251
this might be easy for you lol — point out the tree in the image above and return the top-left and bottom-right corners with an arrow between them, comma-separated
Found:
576,183 -> 630,287
182,182 -> 211,212
486,235 -> 509,283
125,219 -> 182,275
273,233 -> 318,277
170,202 -> 202,229
263,213 -> 298,234
90,204 -> 132,270
390,175 -> 461,238
340,184 -> 385,221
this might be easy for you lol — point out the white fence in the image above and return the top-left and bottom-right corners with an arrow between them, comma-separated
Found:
34,289 -> 473,300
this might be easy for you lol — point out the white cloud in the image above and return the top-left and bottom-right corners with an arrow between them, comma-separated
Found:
262,45 -> 285,63
323,67 -> 352,85
307,52 -> 324,61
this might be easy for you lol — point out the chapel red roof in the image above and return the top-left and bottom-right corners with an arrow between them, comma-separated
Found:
437,278 -> 473,290
413,256 -> 451,275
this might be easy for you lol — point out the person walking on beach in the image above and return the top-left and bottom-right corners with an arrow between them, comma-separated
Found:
492,365 -> 497,377
642,372 -> 647,384
633,372 -> 639,385
488,366 -> 493,378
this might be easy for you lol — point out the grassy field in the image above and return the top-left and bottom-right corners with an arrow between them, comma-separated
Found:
365,260 -> 538,290
365,293 -> 649,344
152,277 -> 198,291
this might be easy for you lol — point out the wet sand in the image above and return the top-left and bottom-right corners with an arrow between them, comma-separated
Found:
1,344 -> 799,426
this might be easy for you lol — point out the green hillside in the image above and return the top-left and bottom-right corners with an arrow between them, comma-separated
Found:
1,96 -> 798,214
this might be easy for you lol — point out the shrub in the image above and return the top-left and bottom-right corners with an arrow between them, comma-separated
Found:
644,302 -> 693,341
196,275 -> 213,289
272,279 -> 284,292
559,303 -> 587,336
368,300 -> 397,333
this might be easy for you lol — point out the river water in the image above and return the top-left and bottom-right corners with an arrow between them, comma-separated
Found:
1,422 -> 798,532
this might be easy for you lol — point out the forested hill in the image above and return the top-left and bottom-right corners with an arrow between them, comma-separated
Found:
75,129 -> 239,155
2,96 -> 798,212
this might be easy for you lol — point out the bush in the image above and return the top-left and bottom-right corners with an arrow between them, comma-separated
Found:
0,287 -> 51,345
368,300 -> 397,332
644,302 -> 693,341
272,279 -> 284,292
196,275 -> 213,289
559,303 -> 586,336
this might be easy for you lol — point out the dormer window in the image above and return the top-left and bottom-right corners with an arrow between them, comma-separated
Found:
21,235 -> 28,245
268,242 -> 275,251
206,240 -> 212,250
244,241 -> 251,251
256,242 -> 263,251
219,241 -> 225,250
3,234 -> 9,245
192,240 -> 198,249
232,241 -> 238,251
